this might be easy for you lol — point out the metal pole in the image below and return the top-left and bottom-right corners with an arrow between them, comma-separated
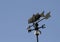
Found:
36,35 -> 38,42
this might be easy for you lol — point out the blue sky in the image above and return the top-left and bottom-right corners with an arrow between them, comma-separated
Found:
0,0 -> 60,42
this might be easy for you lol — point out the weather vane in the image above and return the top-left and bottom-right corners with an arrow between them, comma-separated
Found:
27,11 -> 51,42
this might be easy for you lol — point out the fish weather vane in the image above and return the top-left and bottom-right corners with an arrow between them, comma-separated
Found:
27,11 -> 51,42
